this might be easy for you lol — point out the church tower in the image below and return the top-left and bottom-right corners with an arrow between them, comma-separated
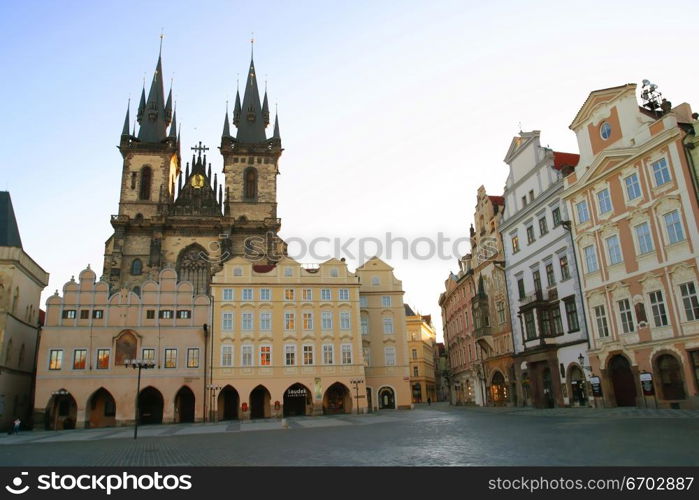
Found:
103,46 -> 286,295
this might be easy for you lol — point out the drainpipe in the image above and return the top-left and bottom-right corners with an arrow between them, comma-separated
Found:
203,322 -> 208,423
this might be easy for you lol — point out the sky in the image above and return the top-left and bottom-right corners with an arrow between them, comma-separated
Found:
1,0 -> 698,340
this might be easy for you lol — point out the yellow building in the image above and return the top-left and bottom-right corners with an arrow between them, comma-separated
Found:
405,305 -> 437,403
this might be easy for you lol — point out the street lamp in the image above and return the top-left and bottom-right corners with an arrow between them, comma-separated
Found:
350,378 -> 364,415
125,359 -> 155,439
207,384 -> 222,422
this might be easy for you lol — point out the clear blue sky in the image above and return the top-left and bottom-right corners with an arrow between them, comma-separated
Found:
2,0 -> 698,339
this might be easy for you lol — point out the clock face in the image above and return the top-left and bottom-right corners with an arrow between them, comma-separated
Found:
191,174 -> 206,189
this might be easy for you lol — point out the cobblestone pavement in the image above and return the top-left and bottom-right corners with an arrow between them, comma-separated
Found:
0,404 -> 697,466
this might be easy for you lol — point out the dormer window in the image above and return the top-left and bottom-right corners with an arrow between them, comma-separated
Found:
600,122 -> 612,140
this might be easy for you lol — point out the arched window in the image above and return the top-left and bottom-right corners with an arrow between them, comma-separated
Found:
176,245 -> 211,295
131,258 -> 142,276
139,166 -> 152,200
244,167 -> 258,200
132,286 -> 141,297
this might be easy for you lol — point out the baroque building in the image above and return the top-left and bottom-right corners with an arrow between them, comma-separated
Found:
563,83 -> 699,409
500,131 -> 589,408
405,305 -> 437,404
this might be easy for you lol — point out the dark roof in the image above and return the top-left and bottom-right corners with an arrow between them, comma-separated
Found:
488,195 -> 505,206
0,192 -> 22,248
404,304 -> 416,316
236,58 -> 267,143
252,264 -> 276,273
552,151 -> 580,170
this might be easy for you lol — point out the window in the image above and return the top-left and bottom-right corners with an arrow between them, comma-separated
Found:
383,317 -> 394,334
260,288 -> 271,301
303,288 -> 313,301
618,299 -> 634,334
524,311 -> 536,340
323,344 -> 334,364
545,263 -> 555,287
139,166 -> 152,200
551,306 -> 564,335
284,288 -> 295,301
259,346 -> 271,366
222,312 -> 233,331
92,310 -> 103,319
339,289 -> 350,301
303,312 -> 313,330
63,310 -> 76,319
511,235 -> 520,254
649,290 -> 668,327
177,310 -> 191,319
583,245 -> 598,273
363,347 -> 371,366
552,207 -> 561,227
330,267 -> 339,277
680,282 -> 699,321
341,344 -> 352,364
142,348 -> 155,362
260,311 -> 271,330
600,122 -> 612,139
49,349 -> 63,370
593,305 -> 609,338
159,310 -> 173,319
303,345 -> 314,365
564,298 -> 580,332
80,309 -> 89,320
529,190 -> 534,202
146,310 -> 155,319
652,157 -> 671,186
606,235 -> 622,265
539,217 -> 548,237
496,301 -> 506,324
533,270 -> 542,294
321,311 -> 333,330
244,167 -> 258,199
241,345 -> 253,366
559,256 -> 570,281
242,288 -> 253,301
320,288 -> 332,301
221,345 -> 233,367
384,346 -> 396,366
131,259 -> 142,276
241,312 -> 253,331
635,222 -> 654,254
223,288 -> 233,301
624,173 -> 642,200
664,210 -> 685,244
381,295 -> 392,307
412,348 -> 418,360
526,225 -> 535,244
361,315 -> 369,335
284,266 -> 293,277
163,349 -> 176,368
233,267 -> 242,276
597,189 -> 612,214
522,195 -> 527,208
187,348 -> 199,368
517,278 -> 525,300
97,348 -> 110,369
371,276 -> 380,286
72,349 -> 86,370
284,312 -> 296,331
413,366 -> 419,377
576,201 -> 590,223
340,311 -> 351,330
285,344 -> 296,366
360,296 -> 368,308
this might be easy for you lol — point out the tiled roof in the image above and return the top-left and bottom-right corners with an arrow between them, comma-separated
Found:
552,151 -> 580,170
488,195 -> 505,206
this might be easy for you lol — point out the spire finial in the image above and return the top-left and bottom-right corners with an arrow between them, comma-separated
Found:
236,73 -> 239,91
250,32 -> 254,58
159,29 -> 164,56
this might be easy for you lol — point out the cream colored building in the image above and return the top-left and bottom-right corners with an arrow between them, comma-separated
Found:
405,305 -> 437,403
0,192 -> 49,430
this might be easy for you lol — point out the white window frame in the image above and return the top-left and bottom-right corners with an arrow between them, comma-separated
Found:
260,311 -> 272,331
605,235 -> 622,265
624,173 -> 642,200
381,295 -> 392,307
583,245 -> 599,273
260,288 -> 271,301
384,346 -> 396,366
322,344 -> 334,365
576,200 -> 590,224
340,311 -> 351,330
597,188 -> 612,214
321,311 -> 333,330
284,344 -> 296,366
221,345 -> 233,367
222,288 -> 234,301
341,344 -> 352,365
663,210 -> 685,244
241,344 -> 253,367
222,312 -> 233,331
634,222 -> 654,254
241,312 -> 253,331
303,344 -> 314,365
242,288 -> 253,302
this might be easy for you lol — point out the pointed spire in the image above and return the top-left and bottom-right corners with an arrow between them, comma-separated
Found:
272,106 -> 281,140
236,56 -> 267,143
213,173 -> 218,194
233,90 -> 241,126
262,90 -> 270,127
165,86 -> 173,124
121,100 -> 131,136
137,87 -> 146,123
168,106 -> 177,140
138,44 -> 168,143
222,103 -> 231,138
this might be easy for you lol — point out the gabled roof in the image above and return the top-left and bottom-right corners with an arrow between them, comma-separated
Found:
488,195 -> 505,206
552,151 -> 580,171
0,192 -> 22,248
569,84 -> 636,130
404,304 -> 416,316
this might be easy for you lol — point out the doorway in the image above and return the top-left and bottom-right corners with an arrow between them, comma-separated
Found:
609,355 -> 637,407
378,387 -> 395,409
283,383 -> 311,417
174,386 -> 195,423
250,385 -> 271,419
217,386 -> 239,420
138,387 -> 164,425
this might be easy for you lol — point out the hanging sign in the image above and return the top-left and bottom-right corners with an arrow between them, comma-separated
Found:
640,372 -> 655,396
590,376 -> 603,397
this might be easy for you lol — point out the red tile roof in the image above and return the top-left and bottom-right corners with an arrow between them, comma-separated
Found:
252,264 -> 276,273
488,195 -> 505,206
552,152 -> 580,170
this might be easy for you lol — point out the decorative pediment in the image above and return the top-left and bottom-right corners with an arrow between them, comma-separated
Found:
570,84 -> 636,131
503,132 -> 540,165
577,150 -> 634,186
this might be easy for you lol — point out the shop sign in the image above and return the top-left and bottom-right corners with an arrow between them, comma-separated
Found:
640,372 -> 655,396
590,376 -> 603,397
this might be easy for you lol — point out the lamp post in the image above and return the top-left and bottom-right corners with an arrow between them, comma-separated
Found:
51,389 -> 70,430
350,378 -> 364,415
125,359 -> 155,439
207,384 -> 222,422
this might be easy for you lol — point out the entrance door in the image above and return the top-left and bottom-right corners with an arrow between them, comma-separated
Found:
138,387 -> 164,425
412,383 -> 422,403
491,372 -> 507,407
542,368 -> 554,408
283,384 -> 310,417
656,354 -> 686,400
609,355 -> 637,407
366,388 -> 373,413
218,386 -> 239,421
569,366 -> 586,406
174,386 -> 195,423
378,387 -> 395,409
250,386 -> 270,419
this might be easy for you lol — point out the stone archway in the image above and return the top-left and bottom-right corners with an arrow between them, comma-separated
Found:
46,390 -> 77,430
378,386 -> 395,410
86,388 -> 116,428
323,382 -> 352,414
250,385 -> 271,419
174,386 -> 195,423
568,365 -> 587,407
490,371 -> 508,407
138,386 -> 164,425
283,383 -> 312,417
655,353 -> 686,401
608,355 -> 637,407
217,386 -> 239,421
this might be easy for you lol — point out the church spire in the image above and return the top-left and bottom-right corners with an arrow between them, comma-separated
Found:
137,48 -> 169,143
272,109 -> 281,140
233,89 -> 241,126
121,100 -> 131,136
169,106 -> 177,140
222,101 -> 231,138
165,86 -> 173,124
235,56 -> 267,143
262,89 -> 270,127
136,87 -> 146,123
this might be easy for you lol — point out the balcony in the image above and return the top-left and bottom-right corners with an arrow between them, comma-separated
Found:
473,325 -> 492,339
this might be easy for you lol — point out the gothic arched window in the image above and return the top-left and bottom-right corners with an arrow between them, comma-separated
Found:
131,259 -> 142,276
139,166 -> 152,201
176,245 -> 211,296
244,167 -> 258,200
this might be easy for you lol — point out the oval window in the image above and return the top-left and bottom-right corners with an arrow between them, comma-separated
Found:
600,122 -> 612,140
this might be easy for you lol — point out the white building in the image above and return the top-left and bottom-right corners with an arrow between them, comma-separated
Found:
500,132 -> 590,408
